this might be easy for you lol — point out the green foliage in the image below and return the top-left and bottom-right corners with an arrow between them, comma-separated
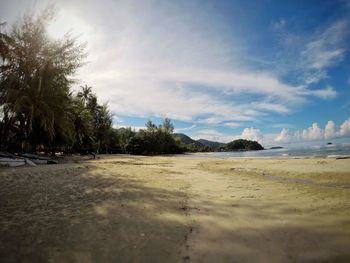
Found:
118,127 -> 135,153
0,9 -> 85,152
127,119 -> 182,155
70,96 -> 94,152
172,133 -> 221,152
225,139 -> 264,151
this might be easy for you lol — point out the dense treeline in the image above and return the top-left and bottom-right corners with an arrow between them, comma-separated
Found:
127,119 -> 183,155
0,10 -> 185,156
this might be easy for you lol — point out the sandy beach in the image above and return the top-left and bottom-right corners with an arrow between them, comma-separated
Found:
0,155 -> 349,262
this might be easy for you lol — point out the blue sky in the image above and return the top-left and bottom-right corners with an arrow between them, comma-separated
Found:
1,0 -> 350,146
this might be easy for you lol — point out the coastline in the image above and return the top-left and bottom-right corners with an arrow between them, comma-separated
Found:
184,151 -> 350,159
0,155 -> 349,262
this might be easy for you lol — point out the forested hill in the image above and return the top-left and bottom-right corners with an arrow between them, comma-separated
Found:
173,133 -> 204,148
173,134 -> 264,152
225,139 -> 264,151
197,139 -> 225,148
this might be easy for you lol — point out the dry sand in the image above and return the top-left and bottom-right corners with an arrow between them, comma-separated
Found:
0,155 -> 349,262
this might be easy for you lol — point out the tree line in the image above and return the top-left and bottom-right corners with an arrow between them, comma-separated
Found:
0,10 -> 184,156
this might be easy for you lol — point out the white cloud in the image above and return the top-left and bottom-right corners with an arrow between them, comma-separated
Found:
224,122 -> 242,128
275,128 -> 293,143
302,20 -> 347,70
241,127 -> 263,142
275,117 -> 350,143
300,20 -> 349,84
304,71 -> 328,85
306,48 -> 345,70
271,123 -> 295,129
339,118 -> 350,136
302,123 -> 323,141
296,86 -> 338,100
324,120 -> 336,139
272,18 -> 348,85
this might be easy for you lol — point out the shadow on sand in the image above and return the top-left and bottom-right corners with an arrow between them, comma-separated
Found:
0,163 -> 190,263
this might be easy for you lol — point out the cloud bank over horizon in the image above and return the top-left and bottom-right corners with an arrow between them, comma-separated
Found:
191,117 -> 350,146
275,117 -> 350,144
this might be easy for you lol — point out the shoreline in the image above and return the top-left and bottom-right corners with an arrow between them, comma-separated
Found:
182,152 -> 350,159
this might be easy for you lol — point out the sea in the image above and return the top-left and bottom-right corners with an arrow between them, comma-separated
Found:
187,137 -> 350,158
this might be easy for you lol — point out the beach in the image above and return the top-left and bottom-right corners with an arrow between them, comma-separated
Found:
0,155 -> 349,262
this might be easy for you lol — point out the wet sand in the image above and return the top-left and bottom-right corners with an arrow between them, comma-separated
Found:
0,156 -> 349,262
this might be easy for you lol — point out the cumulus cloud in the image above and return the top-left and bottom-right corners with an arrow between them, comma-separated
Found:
240,127 -> 263,142
324,120 -> 336,139
339,118 -> 350,136
274,128 -> 293,143
275,117 -> 350,143
302,123 -> 323,141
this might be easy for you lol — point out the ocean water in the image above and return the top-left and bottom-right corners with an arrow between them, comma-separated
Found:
188,137 -> 350,158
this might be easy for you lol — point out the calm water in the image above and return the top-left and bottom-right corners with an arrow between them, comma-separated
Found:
187,138 -> 350,158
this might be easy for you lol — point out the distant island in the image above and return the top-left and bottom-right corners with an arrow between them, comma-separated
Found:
225,139 -> 264,151
173,133 -> 264,152
270,146 -> 284,149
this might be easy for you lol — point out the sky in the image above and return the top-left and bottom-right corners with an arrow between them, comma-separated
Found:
1,0 -> 350,146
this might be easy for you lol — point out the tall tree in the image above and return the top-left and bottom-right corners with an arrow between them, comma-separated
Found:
77,84 -> 92,106
0,8 -> 86,151
161,118 -> 174,134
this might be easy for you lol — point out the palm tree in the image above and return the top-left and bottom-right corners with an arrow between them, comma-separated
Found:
77,84 -> 92,106
70,97 -> 94,152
